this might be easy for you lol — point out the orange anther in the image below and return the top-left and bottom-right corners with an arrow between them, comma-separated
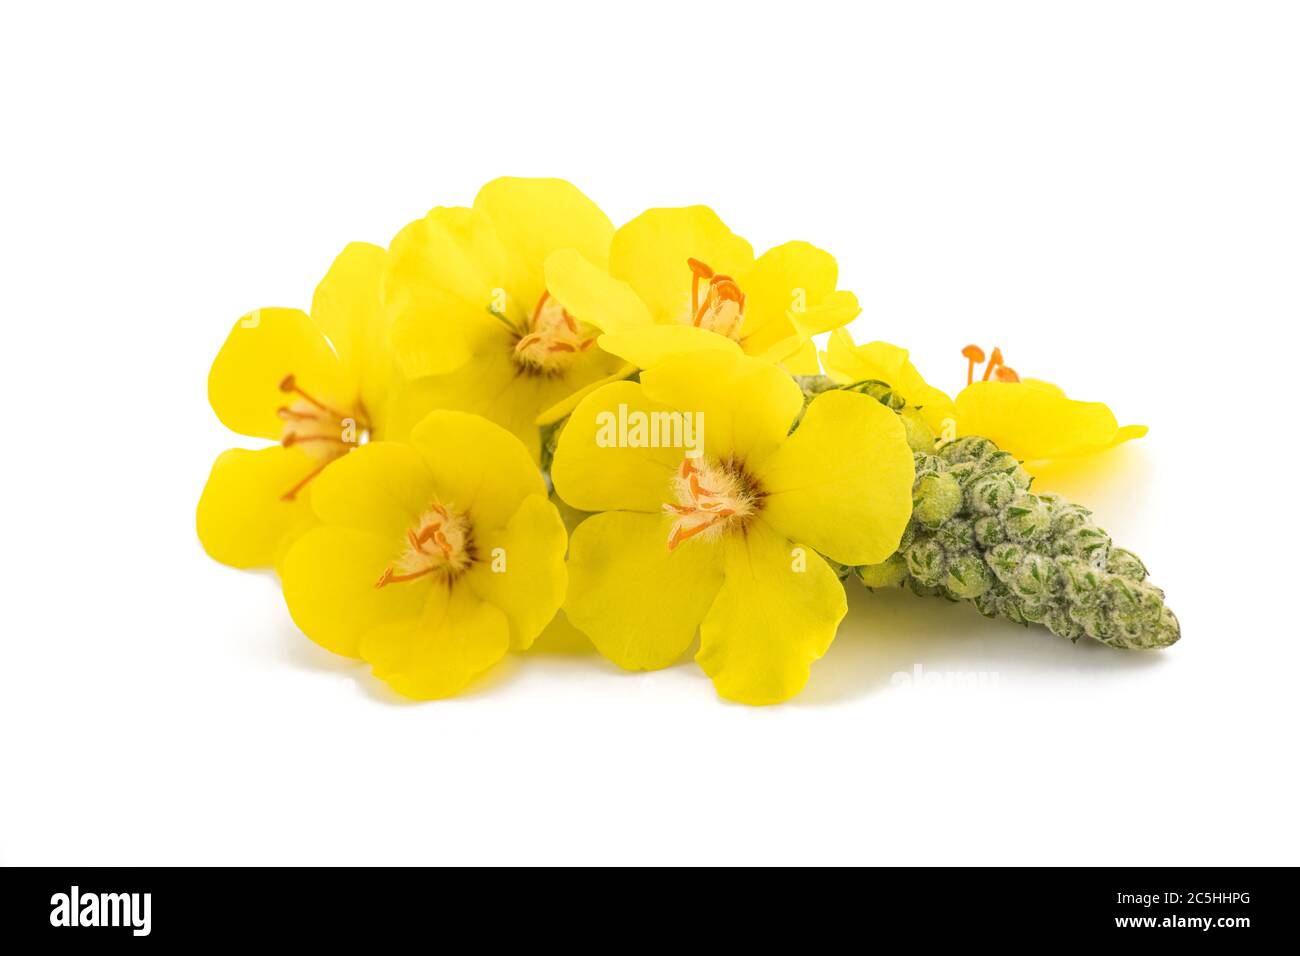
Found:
687,472 -> 717,499
962,344 -> 1021,385
961,345 -> 985,386
687,258 -> 715,280
668,519 -> 716,551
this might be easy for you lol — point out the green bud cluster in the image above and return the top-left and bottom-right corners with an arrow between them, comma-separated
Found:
797,376 -> 1180,650
867,436 -> 1180,649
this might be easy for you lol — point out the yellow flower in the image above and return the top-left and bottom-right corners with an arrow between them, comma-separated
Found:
949,344 -> 1148,466
541,205 -> 860,377
280,411 -> 567,699
197,243 -> 394,569
382,177 -> 630,459
551,350 -> 914,704
823,331 -> 1147,470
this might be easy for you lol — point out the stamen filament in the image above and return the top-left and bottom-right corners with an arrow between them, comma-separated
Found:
374,566 -> 435,588
961,344 -> 986,386
282,433 -> 350,448
961,344 -> 1020,385
279,374 -> 350,421
281,458 -> 333,501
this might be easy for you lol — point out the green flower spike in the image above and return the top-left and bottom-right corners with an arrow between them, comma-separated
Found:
796,377 -> 1180,651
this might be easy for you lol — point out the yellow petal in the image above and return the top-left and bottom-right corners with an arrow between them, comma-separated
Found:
474,178 -> 614,312
531,345 -> 631,425
609,206 -> 754,324
280,526 -> 429,658
383,341 -> 547,458
535,361 -> 637,427
955,380 -> 1142,461
638,350 -> 804,468
550,380 -> 682,513
408,410 -> 547,531
310,242 -> 394,430
196,446 -> 320,569
780,338 -> 821,375
529,610 -> 595,654
822,331 -> 956,433
465,493 -> 568,650
208,307 -> 348,441
756,389 -> 915,565
359,584 -> 510,700
1114,423 -> 1149,444
737,241 -> 859,356
696,518 -> 847,705
383,331 -> 623,461
385,206 -> 508,379
596,323 -> 743,369
543,248 -> 654,334
564,510 -> 724,670
307,441 -> 436,543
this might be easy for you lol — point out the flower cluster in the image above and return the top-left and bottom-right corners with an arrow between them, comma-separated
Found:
198,178 -> 1172,704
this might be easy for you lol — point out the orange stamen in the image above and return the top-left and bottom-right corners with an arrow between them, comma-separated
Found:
280,458 -> 332,502
277,407 -> 323,422
982,347 -> 1004,382
961,345 -> 985,386
688,472 -> 717,498
374,566 -> 435,589
961,344 -> 1021,385
279,374 -> 349,421
282,433 -> 349,448
531,291 -> 550,325
668,518 -> 720,551
687,257 -> 714,316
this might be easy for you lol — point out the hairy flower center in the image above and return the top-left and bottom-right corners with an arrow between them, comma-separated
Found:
375,503 -> 475,588
687,257 -> 746,340
961,344 -> 1020,385
513,291 -> 597,375
277,374 -> 368,500
664,457 -> 760,551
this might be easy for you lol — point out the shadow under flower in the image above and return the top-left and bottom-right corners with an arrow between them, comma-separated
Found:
795,580 -> 1170,706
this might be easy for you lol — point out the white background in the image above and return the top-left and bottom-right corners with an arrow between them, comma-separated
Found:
2,1 -> 1296,865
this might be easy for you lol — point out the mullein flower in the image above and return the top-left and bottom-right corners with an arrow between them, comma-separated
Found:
823,330 -> 1146,471
550,350 -> 914,704
541,205 -> 859,376
279,411 -> 567,699
382,177 -> 630,459
197,243 -> 394,569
